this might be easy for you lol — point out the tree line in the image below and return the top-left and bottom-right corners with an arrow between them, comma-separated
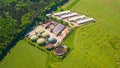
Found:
0,0 -> 69,60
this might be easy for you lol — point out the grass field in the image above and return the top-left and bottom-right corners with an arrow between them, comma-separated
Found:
0,0 -> 120,68
0,39 -> 48,68
51,0 -> 120,68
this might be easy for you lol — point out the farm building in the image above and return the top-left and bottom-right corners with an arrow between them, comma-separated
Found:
76,18 -> 95,24
46,14 -> 51,16
48,36 -> 57,44
37,38 -> 46,46
45,44 -> 54,50
58,13 -> 78,20
45,20 -> 58,29
52,24 -> 66,36
50,10 -> 95,26
54,10 -> 71,16
68,15 -> 86,22
30,35 -> 38,42
54,46 -> 66,56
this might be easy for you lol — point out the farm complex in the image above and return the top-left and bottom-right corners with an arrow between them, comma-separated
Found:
26,19 -> 70,56
1,0 -> 120,68
26,10 -> 95,56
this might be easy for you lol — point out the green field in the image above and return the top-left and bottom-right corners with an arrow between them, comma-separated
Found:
52,0 -> 120,68
1,0 -> 120,68
0,39 -> 48,68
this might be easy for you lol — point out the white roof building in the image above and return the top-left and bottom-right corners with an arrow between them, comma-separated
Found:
46,14 -> 51,16
54,10 -> 71,16
58,13 -> 78,20
68,15 -> 86,22
76,18 -> 95,24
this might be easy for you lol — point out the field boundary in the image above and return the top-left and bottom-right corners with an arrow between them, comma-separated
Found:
66,0 -> 80,9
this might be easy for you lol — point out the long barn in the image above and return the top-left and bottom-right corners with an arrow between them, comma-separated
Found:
76,18 -> 95,24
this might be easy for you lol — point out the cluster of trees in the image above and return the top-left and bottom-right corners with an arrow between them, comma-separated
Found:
0,0 -> 69,59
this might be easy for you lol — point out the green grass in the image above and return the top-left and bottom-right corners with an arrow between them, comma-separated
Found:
49,0 -> 120,68
66,0 -> 80,9
0,39 -> 48,68
1,0 -> 120,68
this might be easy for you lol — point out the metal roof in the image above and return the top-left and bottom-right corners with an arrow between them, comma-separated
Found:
54,10 -> 71,16
59,13 -> 78,20
52,24 -> 65,34
76,18 -> 95,24
69,15 -> 86,22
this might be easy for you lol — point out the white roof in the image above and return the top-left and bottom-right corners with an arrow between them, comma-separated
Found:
76,18 -> 95,24
59,13 -> 78,19
69,15 -> 86,21
54,10 -> 71,16
46,14 -> 51,16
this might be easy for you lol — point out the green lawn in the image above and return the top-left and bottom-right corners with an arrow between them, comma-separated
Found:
0,39 -> 48,68
0,0 -> 120,68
